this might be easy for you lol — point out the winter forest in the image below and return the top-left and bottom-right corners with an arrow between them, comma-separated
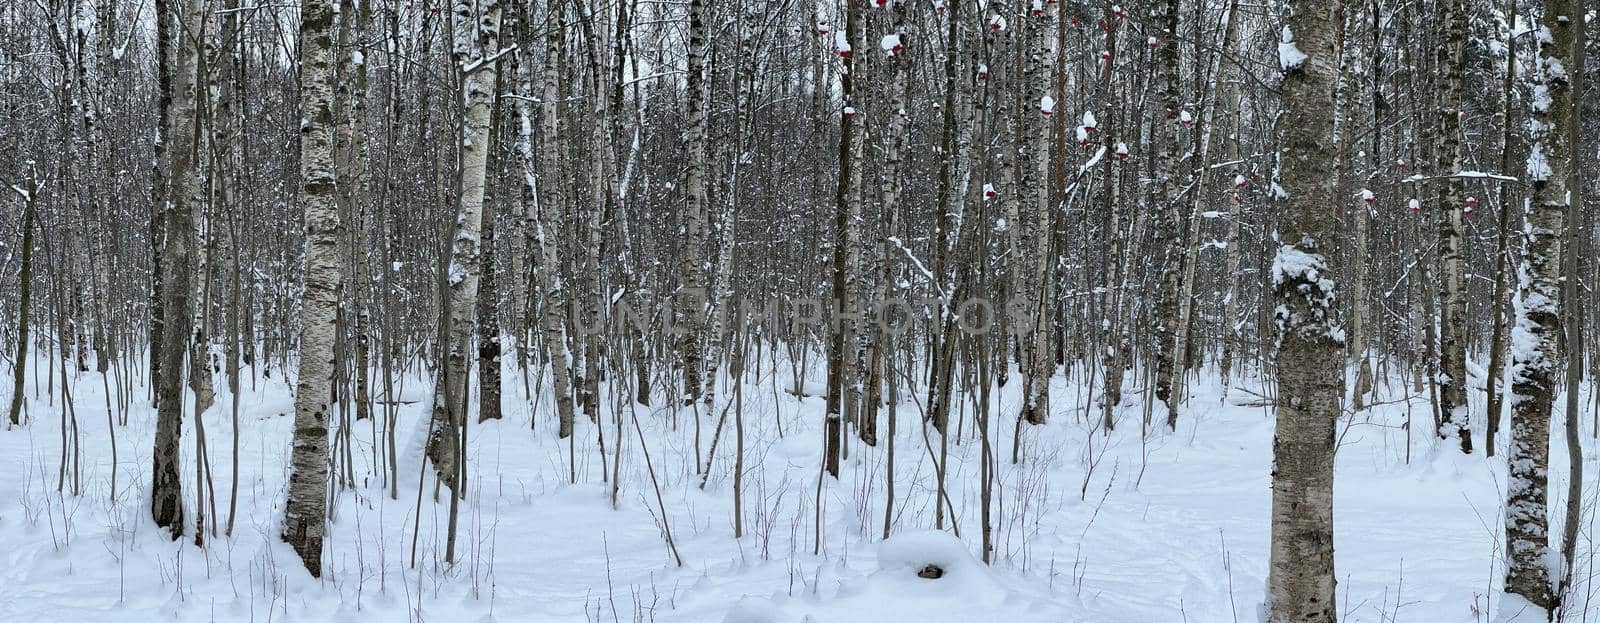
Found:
0,0 -> 1596,620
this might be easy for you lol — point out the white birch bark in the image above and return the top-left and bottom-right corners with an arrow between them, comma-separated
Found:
426,0 -> 504,482
528,2 -> 576,439
282,0 -> 343,576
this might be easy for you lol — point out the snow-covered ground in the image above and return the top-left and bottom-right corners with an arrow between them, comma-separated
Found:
2,350 -> 1596,622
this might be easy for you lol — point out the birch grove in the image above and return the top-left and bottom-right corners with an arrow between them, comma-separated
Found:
1,0 -> 1599,620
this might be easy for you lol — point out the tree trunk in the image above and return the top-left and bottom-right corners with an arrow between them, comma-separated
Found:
151,0 -> 208,541
677,0 -> 710,409
824,0 -> 863,478
476,86 -> 503,423
281,0 -> 343,577
6,171 -> 36,427
1151,0 -> 1184,412
1501,0 -> 1577,612
427,0 -> 504,484
1435,0 -> 1471,453
1264,4 -> 1341,620
530,2 -> 575,441
1017,1 -> 1054,426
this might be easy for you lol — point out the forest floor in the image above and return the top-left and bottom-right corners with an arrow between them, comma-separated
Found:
2,349 -> 1597,622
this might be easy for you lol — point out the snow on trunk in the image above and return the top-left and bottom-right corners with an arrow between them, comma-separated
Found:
1264,0 -> 1342,619
1500,0 -> 1577,613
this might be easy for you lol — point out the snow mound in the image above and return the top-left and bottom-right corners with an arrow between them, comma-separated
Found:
1493,594 -> 1550,622
724,532 -> 1062,622
875,530 -> 988,584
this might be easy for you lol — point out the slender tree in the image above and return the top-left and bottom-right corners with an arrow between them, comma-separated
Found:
151,0 -> 208,540
282,0 -> 343,577
1501,0 -> 1578,611
1264,1 -> 1342,619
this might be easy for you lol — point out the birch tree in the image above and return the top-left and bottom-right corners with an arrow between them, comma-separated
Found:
676,0 -> 710,411
1017,1 -> 1053,425
151,0 -> 207,539
426,0 -> 505,485
1435,0 -> 1471,453
824,0 -> 864,478
282,0 -> 343,576
1264,2 -> 1342,620
1500,0 -> 1578,611
530,1 -> 576,441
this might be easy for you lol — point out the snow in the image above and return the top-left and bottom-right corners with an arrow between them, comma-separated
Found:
1076,145 -> 1108,173
1080,110 -> 1096,129
1526,142 -> 1552,181
1270,244 -> 1328,288
1547,57 -> 1567,80
1278,26 -> 1308,71
1531,83 -> 1551,113
879,34 -> 902,56
4,347 -> 1596,622
988,15 -> 1007,31
1493,594 -> 1550,622
1039,95 -> 1055,115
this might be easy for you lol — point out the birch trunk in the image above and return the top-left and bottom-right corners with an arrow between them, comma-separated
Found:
282,0 -> 343,576
6,171 -> 36,427
825,0 -> 864,478
1435,0 -> 1471,453
676,0 -> 710,409
1264,2 -> 1342,619
1151,0 -> 1184,412
1018,3 -> 1052,426
147,0 -> 173,410
1167,13 -> 1230,429
427,0 -> 504,483
1098,7 -> 1127,431
151,0 -> 207,540
865,1 -> 911,442
1500,0 -> 1577,611
530,2 -> 576,440
476,77 -> 503,423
